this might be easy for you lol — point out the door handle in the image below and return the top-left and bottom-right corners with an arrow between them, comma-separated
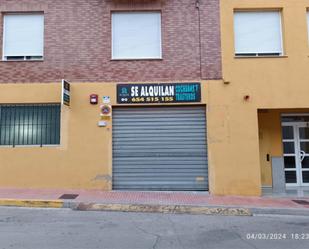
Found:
300,150 -> 306,162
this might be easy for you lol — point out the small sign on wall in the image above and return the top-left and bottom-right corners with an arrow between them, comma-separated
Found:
98,121 -> 107,127
103,96 -> 111,104
61,79 -> 71,106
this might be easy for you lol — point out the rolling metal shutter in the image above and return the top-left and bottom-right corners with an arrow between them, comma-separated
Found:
112,106 -> 208,191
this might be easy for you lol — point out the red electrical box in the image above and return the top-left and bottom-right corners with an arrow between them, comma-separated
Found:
90,94 -> 98,105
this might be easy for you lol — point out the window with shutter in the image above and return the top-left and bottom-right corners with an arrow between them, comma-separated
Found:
234,11 -> 283,57
112,12 -> 162,59
3,13 -> 44,61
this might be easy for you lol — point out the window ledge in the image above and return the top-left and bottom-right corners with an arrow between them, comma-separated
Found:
234,55 -> 288,59
0,144 -> 60,148
1,59 -> 44,62
111,58 -> 163,61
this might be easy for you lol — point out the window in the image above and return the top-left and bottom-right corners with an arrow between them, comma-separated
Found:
234,11 -> 283,56
0,104 -> 61,146
3,13 -> 44,61
112,12 -> 162,59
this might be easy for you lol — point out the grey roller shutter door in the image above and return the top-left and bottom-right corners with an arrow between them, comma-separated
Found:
112,106 -> 208,191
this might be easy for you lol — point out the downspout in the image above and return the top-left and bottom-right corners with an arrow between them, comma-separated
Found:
195,0 -> 203,79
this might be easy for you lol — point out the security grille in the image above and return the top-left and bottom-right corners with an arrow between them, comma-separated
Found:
0,104 -> 61,146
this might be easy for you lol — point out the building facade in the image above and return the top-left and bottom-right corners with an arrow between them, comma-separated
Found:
218,0 -> 309,195
0,0 -> 225,193
3,0 -> 308,197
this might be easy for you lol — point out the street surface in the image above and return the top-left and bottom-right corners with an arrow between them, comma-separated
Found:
0,207 -> 308,249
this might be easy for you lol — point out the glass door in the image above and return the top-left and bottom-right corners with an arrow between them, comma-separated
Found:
297,125 -> 309,186
282,122 -> 309,186
282,124 -> 298,186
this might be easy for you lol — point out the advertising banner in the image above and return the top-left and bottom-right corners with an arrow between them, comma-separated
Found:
117,83 -> 201,104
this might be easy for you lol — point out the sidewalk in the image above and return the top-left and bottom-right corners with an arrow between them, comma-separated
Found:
0,188 -> 308,216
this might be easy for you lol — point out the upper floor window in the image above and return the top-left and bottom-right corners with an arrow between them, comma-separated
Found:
234,11 -> 283,57
3,13 -> 44,61
112,12 -> 162,60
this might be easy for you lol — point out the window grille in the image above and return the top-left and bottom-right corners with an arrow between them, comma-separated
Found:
0,104 -> 61,146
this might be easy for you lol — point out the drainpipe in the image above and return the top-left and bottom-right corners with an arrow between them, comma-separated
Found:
195,0 -> 203,79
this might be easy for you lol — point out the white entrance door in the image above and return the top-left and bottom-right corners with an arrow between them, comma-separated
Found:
282,122 -> 309,186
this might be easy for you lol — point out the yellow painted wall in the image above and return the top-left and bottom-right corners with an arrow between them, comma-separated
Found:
0,82 -> 209,190
258,110 -> 283,187
216,0 -> 309,195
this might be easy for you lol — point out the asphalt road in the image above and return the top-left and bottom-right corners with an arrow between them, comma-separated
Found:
0,207 -> 308,249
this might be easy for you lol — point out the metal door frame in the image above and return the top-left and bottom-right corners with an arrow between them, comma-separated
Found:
282,121 -> 309,187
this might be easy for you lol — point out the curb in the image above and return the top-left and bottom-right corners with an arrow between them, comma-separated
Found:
74,203 -> 252,216
1,199 -> 309,217
0,199 -> 251,216
251,207 -> 309,217
0,199 -> 64,208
